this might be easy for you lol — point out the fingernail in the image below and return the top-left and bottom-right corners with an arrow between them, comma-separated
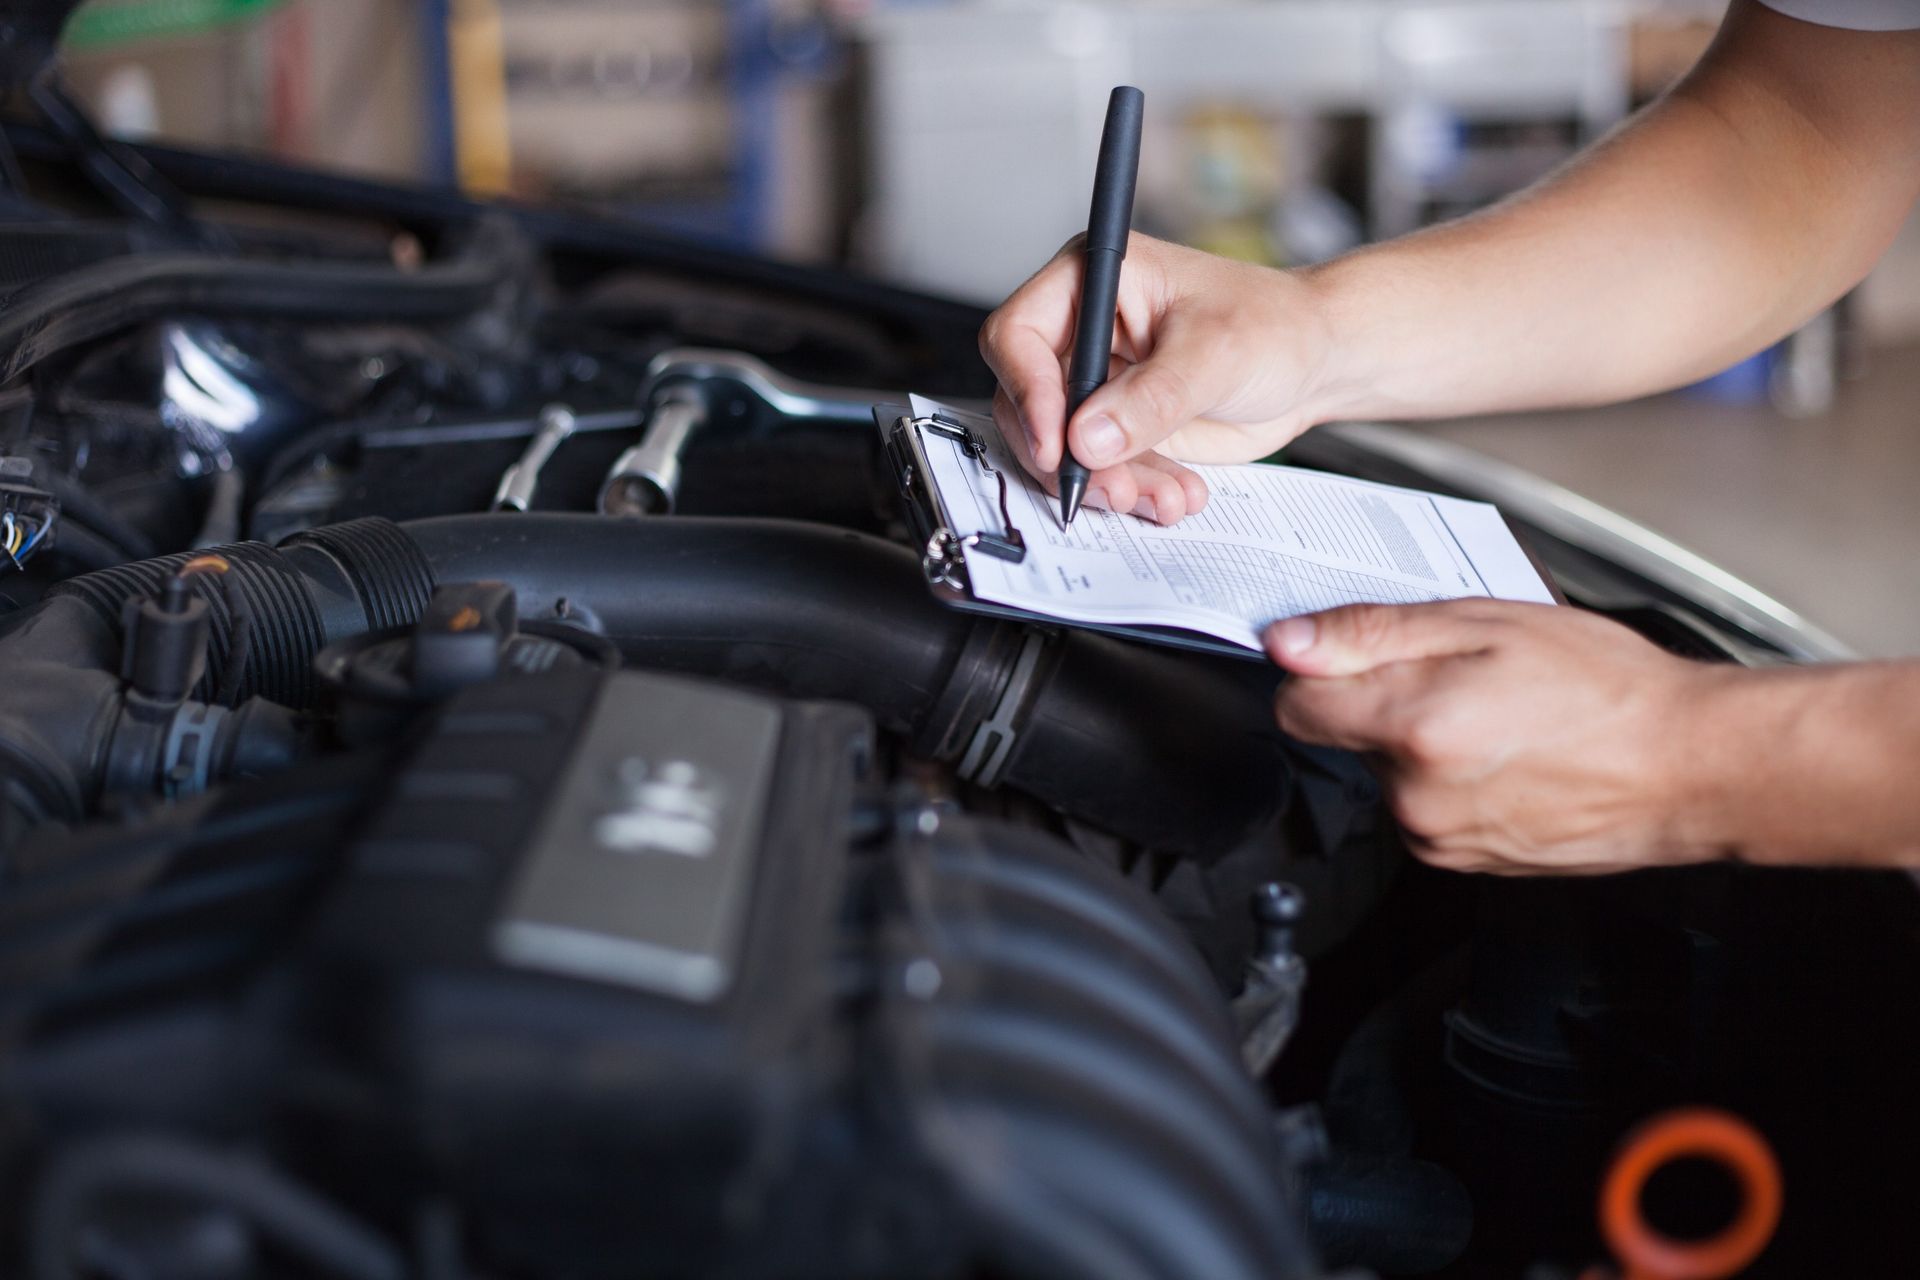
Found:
1130,497 -> 1157,522
1024,423 -> 1043,459
1272,616 -> 1317,658
1085,486 -> 1110,511
1079,415 -> 1124,464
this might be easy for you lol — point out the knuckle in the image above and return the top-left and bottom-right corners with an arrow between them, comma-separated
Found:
1411,841 -> 1474,874
1398,712 -> 1458,769
1144,475 -> 1184,522
1272,686 -> 1322,740
978,316 -> 1005,359
1386,785 -> 1442,842
1131,363 -> 1195,430
1273,691 -> 1305,738
1337,603 -> 1394,652
1183,472 -> 1211,512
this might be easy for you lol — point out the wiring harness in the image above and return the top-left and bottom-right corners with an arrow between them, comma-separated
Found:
0,457 -> 57,573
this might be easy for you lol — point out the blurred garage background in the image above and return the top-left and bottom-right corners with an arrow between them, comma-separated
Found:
55,0 -> 1920,657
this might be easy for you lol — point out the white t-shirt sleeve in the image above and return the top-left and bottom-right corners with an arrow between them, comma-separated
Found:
1759,0 -> 1920,30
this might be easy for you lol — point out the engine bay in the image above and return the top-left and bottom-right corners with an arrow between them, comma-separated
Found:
0,88 -> 1914,1280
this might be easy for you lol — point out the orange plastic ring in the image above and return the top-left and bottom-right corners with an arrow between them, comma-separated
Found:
1599,1108 -> 1782,1280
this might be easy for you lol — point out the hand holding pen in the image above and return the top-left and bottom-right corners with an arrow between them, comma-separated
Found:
979,91 -> 1336,526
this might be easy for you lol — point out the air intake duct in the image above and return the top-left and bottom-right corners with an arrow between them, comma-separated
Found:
32,515 -> 1284,857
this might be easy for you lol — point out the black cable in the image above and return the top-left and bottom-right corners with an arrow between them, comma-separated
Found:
414,1199 -> 468,1280
34,469 -> 155,561
28,73 -> 209,242
214,576 -> 253,707
255,413 -> 385,507
41,521 -> 122,574
0,240 -> 511,385
0,125 -> 29,198
29,1133 -> 406,1280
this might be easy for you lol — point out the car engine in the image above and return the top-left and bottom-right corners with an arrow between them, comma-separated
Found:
0,45 -> 1914,1280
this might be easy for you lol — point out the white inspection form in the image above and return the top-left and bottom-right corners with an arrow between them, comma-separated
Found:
909,395 -> 1557,651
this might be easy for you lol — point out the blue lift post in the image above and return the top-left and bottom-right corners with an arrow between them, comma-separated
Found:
725,0 -> 778,248
416,0 -> 457,188
642,0 -> 838,250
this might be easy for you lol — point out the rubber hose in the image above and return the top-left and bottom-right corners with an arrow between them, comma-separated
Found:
35,469 -> 157,561
46,517 -> 435,707
1303,1152 -> 1473,1274
404,514 -> 1285,856
41,521 -> 123,574
403,514 -> 966,736
0,244 -> 508,383
37,513 -> 1283,856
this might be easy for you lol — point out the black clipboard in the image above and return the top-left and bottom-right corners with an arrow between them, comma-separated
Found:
878,402 -> 1569,655
876,403 -> 1265,660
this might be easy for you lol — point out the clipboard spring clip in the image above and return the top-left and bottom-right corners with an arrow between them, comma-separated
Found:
914,412 -> 1026,588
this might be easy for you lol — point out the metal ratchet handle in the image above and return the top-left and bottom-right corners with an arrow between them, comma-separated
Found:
637,348 -> 901,424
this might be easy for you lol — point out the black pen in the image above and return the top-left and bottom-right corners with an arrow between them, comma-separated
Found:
1058,85 -> 1145,525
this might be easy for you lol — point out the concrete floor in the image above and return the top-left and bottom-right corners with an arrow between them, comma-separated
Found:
1418,346 -> 1920,659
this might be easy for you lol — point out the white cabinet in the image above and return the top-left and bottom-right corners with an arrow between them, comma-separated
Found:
857,0 -> 1629,301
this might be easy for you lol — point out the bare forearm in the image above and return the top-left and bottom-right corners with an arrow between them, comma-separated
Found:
1300,3 -> 1920,424
1681,662 -> 1920,869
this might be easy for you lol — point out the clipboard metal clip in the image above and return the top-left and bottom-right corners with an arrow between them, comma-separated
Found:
899,411 -> 1026,589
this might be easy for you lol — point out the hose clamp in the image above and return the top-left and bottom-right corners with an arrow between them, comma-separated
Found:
956,629 -> 1049,787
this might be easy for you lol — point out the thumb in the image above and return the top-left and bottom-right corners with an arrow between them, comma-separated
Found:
1066,324 -> 1223,469
1265,603 -> 1496,677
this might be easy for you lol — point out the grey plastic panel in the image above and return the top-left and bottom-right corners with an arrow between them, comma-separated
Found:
494,672 -> 782,1003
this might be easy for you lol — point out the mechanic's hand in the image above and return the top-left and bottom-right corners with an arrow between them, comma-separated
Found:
979,233 -> 1335,523
1265,600 -> 1734,875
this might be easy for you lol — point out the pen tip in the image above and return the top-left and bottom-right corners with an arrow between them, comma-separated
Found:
1059,474 -> 1087,526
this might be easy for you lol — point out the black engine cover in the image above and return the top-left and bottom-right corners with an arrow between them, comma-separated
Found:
6,667 -> 1307,1279
279,667 -> 881,1275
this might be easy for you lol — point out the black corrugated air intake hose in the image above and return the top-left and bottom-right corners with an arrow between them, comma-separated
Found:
45,518 -> 434,708
33,515 -> 1285,857
0,519 -> 429,842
